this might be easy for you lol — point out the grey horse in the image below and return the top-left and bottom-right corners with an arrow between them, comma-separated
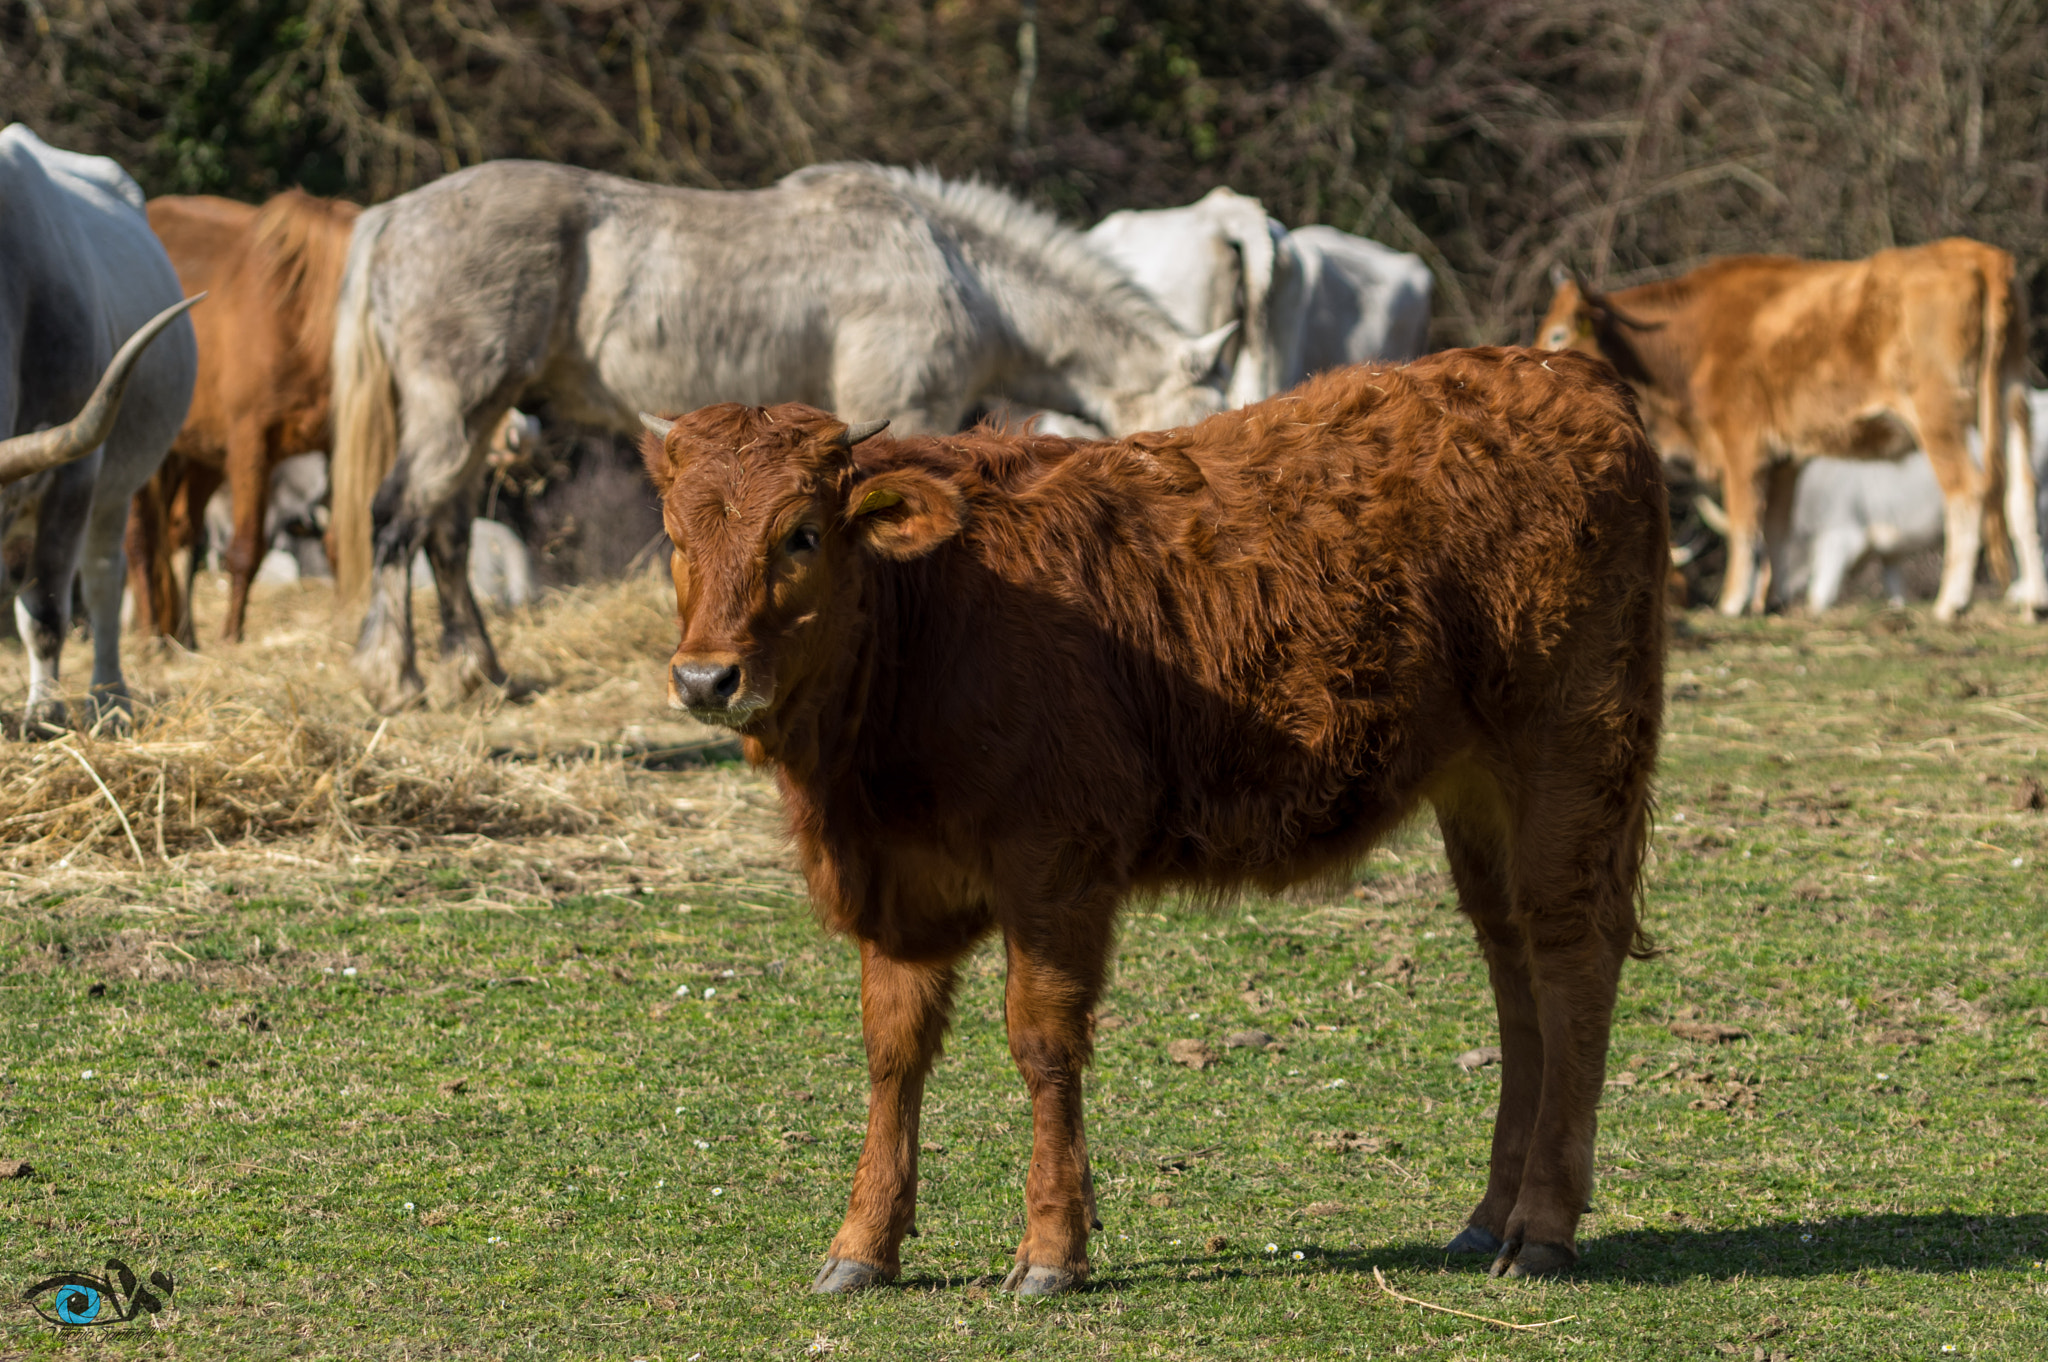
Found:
328,160 -> 1235,713
1,124 -> 199,725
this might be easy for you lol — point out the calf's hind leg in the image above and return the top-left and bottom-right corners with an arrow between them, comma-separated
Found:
1482,767 -> 1645,1279
814,941 -> 965,1293
1434,777 -> 1541,1260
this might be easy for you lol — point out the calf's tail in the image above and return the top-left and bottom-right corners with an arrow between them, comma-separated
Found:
327,210 -> 397,608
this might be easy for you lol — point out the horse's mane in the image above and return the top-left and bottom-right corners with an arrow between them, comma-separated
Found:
251,189 -> 362,376
796,162 -> 1175,333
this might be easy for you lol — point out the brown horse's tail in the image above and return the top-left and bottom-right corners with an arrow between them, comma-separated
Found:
327,208 -> 395,609
251,189 -> 361,386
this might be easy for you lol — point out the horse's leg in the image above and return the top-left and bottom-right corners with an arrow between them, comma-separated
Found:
815,940 -> 967,1293
175,461 -> 223,648
424,487 -> 504,696
1432,767 -> 1530,1259
997,899 -> 1113,1296
122,462 -> 170,642
354,386 -> 486,712
219,416 -> 275,643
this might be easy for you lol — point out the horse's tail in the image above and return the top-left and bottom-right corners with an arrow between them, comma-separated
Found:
327,207 -> 395,608
1975,250 -> 2017,588
252,189 -> 362,383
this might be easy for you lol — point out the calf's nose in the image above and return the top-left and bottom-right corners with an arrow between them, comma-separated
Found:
673,660 -> 742,709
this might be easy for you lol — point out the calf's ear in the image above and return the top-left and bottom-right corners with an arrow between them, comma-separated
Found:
845,469 -> 964,560
639,412 -> 676,494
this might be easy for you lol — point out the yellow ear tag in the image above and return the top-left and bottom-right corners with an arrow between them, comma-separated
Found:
856,488 -> 904,516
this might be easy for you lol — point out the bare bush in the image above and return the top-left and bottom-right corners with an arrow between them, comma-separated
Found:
6,0 -> 2045,351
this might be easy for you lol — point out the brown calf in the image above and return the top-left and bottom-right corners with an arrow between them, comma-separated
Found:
1537,240 -> 2044,620
640,347 -> 1666,1293
128,190 -> 359,644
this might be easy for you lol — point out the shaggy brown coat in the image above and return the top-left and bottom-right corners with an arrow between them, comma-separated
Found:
1537,240 -> 2042,621
641,346 -> 1667,1294
127,190 -> 359,644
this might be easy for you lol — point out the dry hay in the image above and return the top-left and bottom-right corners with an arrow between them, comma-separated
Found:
0,573 -> 742,875
0,688 -> 621,865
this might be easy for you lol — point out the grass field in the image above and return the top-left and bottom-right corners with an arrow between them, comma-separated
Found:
1,578 -> 2046,1359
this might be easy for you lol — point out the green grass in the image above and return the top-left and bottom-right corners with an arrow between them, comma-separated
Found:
4,606 -> 2048,1358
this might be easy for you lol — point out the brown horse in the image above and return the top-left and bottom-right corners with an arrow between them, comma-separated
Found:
127,190 -> 359,645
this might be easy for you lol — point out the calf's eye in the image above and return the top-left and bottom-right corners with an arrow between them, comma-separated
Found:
784,525 -> 821,555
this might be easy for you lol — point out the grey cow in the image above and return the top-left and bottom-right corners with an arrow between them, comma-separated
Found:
1,125 -> 198,723
328,159 -> 1234,713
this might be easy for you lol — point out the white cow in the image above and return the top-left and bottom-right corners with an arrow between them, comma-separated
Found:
1762,390 -> 2048,611
1278,225 -> 1433,380
1085,188 -> 1433,410
204,451 -> 331,580
1087,187 -> 1284,408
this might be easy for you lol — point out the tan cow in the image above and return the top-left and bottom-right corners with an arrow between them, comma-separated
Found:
1538,239 -> 2044,619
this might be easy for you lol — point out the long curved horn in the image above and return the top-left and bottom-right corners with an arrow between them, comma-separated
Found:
639,412 -> 675,439
840,418 -> 890,446
0,293 -> 204,486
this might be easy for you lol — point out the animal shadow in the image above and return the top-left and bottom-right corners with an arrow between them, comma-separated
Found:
1322,1212 -> 2048,1283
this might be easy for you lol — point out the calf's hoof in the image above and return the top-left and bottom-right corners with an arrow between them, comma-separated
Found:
1445,1225 -> 1504,1256
1487,1239 -> 1577,1279
810,1257 -> 893,1294
998,1262 -> 1082,1296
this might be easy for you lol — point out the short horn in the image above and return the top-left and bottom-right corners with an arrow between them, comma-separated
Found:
639,412 -> 675,439
0,293 -> 203,487
842,418 -> 890,446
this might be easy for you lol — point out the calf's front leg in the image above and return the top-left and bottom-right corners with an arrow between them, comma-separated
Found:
814,942 -> 960,1293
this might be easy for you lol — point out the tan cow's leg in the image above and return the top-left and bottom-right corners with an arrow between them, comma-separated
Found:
1434,778 -> 1536,1258
998,913 -> 1112,1295
1913,389 -> 1988,621
1713,454 -> 1764,617
815,941 -> 963,1293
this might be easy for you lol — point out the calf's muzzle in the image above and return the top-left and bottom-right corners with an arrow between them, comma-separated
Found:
671,655 -> 744,713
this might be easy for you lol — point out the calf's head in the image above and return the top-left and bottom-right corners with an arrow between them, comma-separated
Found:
639,403 -> 964,737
